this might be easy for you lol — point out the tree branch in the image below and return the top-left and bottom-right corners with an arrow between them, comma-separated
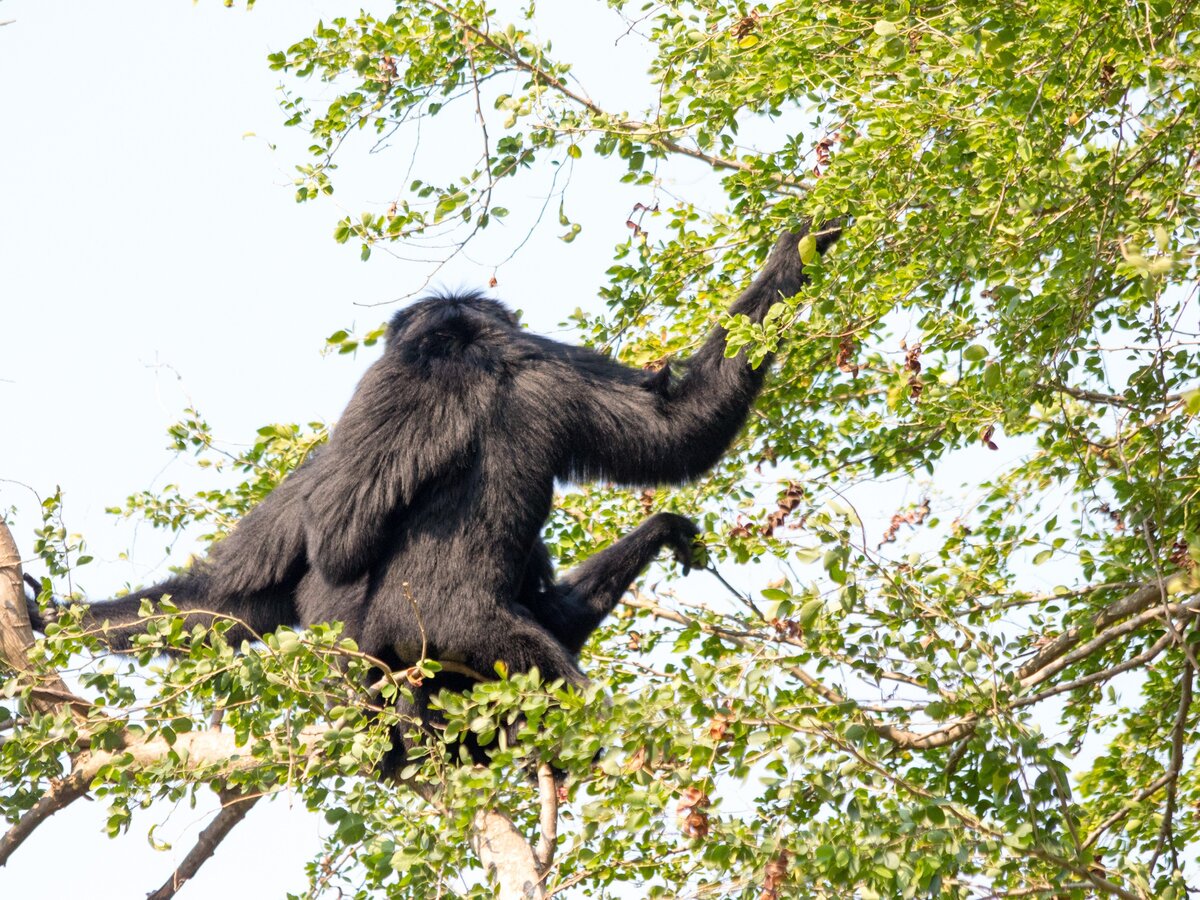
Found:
1149,655 -> 1194,873
0,520 -> 38,673
1042,380 -> 1182,409
1017,583 -> 1164,681
1020,594 -> 1200,689
534,762 -> 558,875
1013,630 -> 1174,707
147,791 -> 262,900
0,521 -> 87,716
472,808 -> 547,900
0,726 -> 330,867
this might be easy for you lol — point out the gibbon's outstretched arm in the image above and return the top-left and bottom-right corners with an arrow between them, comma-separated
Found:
558,223 -> 839,486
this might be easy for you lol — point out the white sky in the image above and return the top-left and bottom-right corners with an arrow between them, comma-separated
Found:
0,2 -> 676,895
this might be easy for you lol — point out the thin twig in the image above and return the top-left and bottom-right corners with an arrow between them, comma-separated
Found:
1148,655 -> 1194,873
146,792 -> 262,900
622,593 -> 975,750
705,562 -> 763,619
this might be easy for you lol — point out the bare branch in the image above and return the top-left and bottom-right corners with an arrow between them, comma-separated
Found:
1149,656 -> 1194,873
147,792 -> 262,900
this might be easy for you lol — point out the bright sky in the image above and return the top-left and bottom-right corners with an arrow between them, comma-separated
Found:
0,2 -> 674,895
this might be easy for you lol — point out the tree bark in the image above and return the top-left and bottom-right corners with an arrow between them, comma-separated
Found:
0,521 -> 79,714
0,521 -> 35,672
471,808 -> 547,900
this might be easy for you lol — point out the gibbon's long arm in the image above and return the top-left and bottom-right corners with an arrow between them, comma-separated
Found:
558,223 -> 838,486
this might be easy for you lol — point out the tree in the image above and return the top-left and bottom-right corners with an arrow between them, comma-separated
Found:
4,1 -> 1200,897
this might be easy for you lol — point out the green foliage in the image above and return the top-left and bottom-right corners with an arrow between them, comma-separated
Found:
112,408 -> 328,544
6,1 -> 1200,896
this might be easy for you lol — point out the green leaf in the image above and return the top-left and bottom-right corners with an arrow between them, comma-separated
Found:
798,233 -> 818,265
963,344 -> 988,362
798,598 -> 824,627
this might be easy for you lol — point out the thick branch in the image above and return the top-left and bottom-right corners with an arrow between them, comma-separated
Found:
1017,583 -> 1163,681
534,762 -> 558,874
0,521 -> 36,673
1020,593 -> 1200,689
1013,630 -> 1174,707
472,808 -> 547,900
0,726 -> 330,867
147,792 -> 262,900
0,521 -> 84,715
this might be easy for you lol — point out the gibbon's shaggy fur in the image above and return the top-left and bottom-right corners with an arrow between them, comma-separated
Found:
29,224 -> 837,765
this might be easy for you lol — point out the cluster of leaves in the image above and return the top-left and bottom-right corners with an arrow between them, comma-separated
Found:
113,409 -> 328,546
1,603 -> 397,836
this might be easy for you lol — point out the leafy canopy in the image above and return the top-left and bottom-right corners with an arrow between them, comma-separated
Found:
5,2 -> 1200,898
